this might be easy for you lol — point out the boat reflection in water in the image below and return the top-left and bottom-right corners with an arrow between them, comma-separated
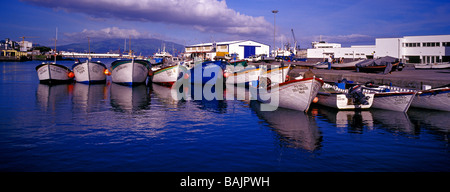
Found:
151,83 -> 187,111
316,107 -> 418,136
72,83 -> 108,113
316,107 -> 374,134
408,108 -> 450,133
36,83 -> 72,112
187,84 -> 228,114
110,83 -> 151,113
371,109 -> 416,135
250,100 -> 322,151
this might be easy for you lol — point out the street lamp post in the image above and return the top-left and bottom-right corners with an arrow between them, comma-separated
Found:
272,10 -> 278,57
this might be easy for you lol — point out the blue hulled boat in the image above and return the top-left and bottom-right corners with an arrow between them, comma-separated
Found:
189,60 -> 227,85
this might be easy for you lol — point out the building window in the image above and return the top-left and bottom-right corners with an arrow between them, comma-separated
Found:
404,42 -> 421,47
443,42 -> 450,47
422,42 -> 441,47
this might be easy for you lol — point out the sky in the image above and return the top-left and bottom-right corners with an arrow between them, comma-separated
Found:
1,0 -> 449,50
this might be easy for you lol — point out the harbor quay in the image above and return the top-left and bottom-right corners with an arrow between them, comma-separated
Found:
288,64 -> 450,90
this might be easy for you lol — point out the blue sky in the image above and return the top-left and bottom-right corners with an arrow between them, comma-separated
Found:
1,0 -> 449,50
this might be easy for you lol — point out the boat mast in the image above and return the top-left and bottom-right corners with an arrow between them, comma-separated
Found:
87,36 -> 91,81
88,36 -> 91,61
130,35 -> 134,84
54,27 -> 57,64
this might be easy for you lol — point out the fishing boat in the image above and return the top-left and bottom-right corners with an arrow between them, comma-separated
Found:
225,64 -> 292,86
316,83 -> 374,109
355,56 -> 403,74
36,62 -> 74,84
361,84 -> 416,112
151,63 -> 188,87
36,28 -> 74,84
228,59 -> 248,67
189,60 -> 227,85
313,62 -> 330,69
72,60 -> 107,84
252,77 -> 323,112
414,62 -> 450,69
331,60 -> 365,70
110,59 -> 151,86
411,87 -> 450,111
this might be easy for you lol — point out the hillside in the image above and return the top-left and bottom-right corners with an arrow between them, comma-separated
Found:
57,38 -> 185,56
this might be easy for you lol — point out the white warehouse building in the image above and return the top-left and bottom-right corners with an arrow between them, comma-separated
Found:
307,35 -> 450,63
184,40 -> 270,60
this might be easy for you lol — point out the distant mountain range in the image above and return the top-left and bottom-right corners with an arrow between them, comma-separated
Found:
57,38 -> 185,56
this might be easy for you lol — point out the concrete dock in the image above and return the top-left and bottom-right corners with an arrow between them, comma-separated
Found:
288,65 -> 450,90
247,61 -> 449,89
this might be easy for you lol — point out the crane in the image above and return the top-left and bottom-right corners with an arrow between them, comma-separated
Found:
18,36 -> 39,51
291,29 -> 299,51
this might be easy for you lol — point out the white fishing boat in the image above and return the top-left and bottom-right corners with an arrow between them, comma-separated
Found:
411,87 -> 450,111
151,63 -> 188,87
252,77 -> 323,112
72,37 -> 108,84
362,84 -> 416,112
36,28 -> 74,84
316,83 -> 374,109
225,65 -> 259,85
414,62 -> 450,69
110,59 -> 151,86
72,60 -> 107,84
36,62 -> 74,84
225,64 -> 292,86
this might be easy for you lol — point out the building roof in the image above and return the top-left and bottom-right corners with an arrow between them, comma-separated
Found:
186,40 -> 268,47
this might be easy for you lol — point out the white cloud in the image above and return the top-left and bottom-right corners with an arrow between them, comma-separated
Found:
64,27 -> 152,39
23,0 -> 272,37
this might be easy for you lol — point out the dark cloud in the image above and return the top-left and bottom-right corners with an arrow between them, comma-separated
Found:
23,0 -> 272,36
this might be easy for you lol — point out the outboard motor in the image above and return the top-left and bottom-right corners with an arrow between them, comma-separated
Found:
347,85 -> 370,105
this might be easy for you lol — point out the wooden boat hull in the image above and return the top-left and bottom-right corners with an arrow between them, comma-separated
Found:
72,61 -> 107,84
371,92 -> 416,112
255,78 -> 324,112
317,92 -> 374,109
152,64 -> 188,87
411,88 -> 450,111
414,63 -> 450,69
110,59 -> 151,86
36,63 -> 73,84
225,65 -> 291,85
357,62 -> 399,73
315,60 -> 362,70
331,60 -> 363,70
225,65 -> 260,85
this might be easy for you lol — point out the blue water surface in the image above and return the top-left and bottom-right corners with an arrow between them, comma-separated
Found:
0,59 -> 448,172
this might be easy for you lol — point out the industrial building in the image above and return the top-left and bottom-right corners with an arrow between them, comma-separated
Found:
307,35 -> 450,64
184,40 -> 270,60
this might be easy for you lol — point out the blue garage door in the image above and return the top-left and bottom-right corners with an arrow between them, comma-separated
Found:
244,46 -> 256,58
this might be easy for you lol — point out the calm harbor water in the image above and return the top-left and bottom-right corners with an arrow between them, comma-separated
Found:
0,59 -> 449,172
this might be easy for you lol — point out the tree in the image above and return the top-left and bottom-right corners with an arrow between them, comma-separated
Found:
33,46 -> 51,53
